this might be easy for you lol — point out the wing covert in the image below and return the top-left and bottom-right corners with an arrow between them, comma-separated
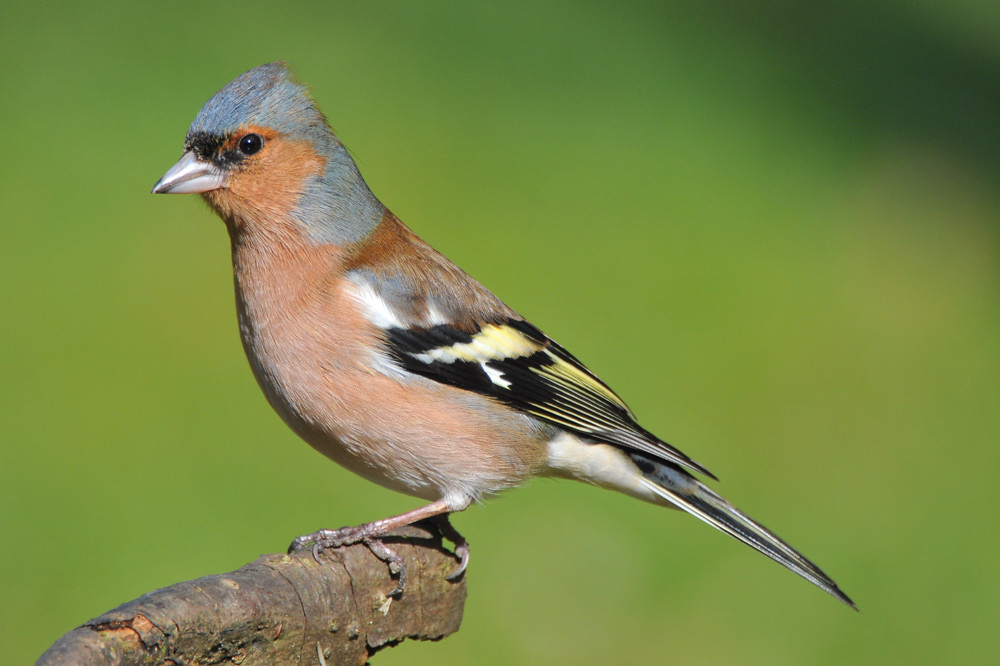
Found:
384,318 -> 715,479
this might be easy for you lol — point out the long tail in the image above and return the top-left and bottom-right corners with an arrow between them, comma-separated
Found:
635,457 -> 856,609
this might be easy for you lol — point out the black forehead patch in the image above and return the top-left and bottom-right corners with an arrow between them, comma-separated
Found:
185,131 -> 247,170
185,132 -> 226,161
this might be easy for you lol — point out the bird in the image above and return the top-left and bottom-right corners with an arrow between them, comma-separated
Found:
152,61 -> 854,608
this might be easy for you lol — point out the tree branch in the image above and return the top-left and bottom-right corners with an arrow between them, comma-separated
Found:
38,524 -> 467,665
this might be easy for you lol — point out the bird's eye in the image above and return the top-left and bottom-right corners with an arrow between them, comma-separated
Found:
238,133 -> 263,155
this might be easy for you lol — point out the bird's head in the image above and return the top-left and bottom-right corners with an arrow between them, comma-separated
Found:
153,62 -> 384,244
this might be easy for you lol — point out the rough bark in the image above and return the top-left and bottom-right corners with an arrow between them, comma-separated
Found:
38,524 -> 466,665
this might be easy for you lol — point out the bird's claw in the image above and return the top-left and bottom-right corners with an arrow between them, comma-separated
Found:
428,514 -> 470,581
289,526 -> 408,597
363,535 -> 407,597
288,514 -> 469,597
447,540 -> 470,581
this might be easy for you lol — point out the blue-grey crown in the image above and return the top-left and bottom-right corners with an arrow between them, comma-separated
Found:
187,62 -> 333,146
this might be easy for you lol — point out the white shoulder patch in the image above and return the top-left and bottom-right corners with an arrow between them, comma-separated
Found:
346,279 -> 405,329
424,303 -> 451,326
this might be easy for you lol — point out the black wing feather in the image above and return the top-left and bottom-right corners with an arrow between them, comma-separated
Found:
384,319 -> 716,479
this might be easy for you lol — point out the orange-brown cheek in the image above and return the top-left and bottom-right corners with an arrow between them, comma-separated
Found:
207,139 -> 327,231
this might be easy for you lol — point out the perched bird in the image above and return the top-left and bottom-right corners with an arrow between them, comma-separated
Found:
153,62 -> 853,607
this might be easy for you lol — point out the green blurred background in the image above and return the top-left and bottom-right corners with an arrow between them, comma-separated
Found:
3,1 -> 998,663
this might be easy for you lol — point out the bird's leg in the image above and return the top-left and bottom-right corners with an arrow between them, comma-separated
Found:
288,498 -> 464,597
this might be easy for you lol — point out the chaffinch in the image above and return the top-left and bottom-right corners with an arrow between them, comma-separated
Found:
153,62 -> 853,607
